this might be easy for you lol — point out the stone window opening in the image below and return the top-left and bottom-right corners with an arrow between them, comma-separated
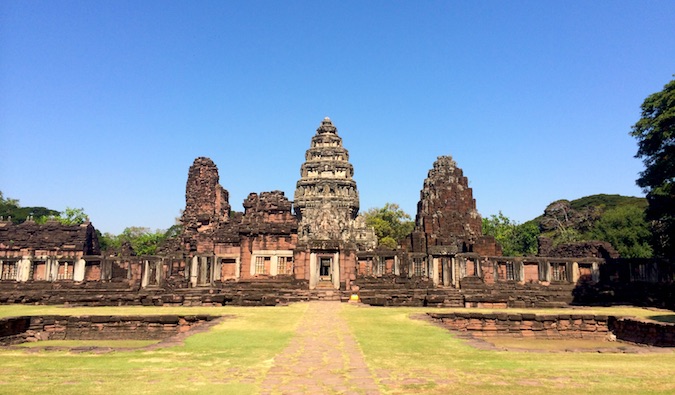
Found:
255,256 -> 270,275
31,261 -> 47,281
503,262 -> 516,281
358,257 -> 373,276
377,258 -> 386,276
551,262 -> 568,282
631,262 -> 656,282
56,261 -> 74,280
496,261 -> 517,281
412,257 -> 425,277
276,256 -> 293,276
538,261 -> 549,282
1,261 -> 17,281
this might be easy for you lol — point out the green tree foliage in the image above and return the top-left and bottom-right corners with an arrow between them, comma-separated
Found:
97,230 -> 120,252
481,212 -> 539,256
631,78 -> 675,258
100,226 -> 181,256
55,207 -> 88,225
0,191 -> 59,223
536,194 -> 653,258
363,203 -> 414,249
587,205 -> 653,258
120,227 -> 165,255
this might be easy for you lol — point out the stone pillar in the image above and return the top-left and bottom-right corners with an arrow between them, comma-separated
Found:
47,258 -> 57,282
332,252 -> 340,289
190,256 -> 198,287
18,256 -> 32,282
394,255 -> 400,276
427,254 -> 433,280
101,259 -> 112,281
213,257 -> 221,282
571,262 -> 579,283
271,256 -> 279,276
73,258 -> 86,282
309,252 -> 318,289
141,260 -> 149,288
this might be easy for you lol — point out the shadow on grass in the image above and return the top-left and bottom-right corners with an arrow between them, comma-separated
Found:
647,314 -> 675,323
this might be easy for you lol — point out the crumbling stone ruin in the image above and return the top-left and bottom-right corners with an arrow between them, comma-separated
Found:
0,219 -> 99,281
0,118 -> 672,309
409,155 -> 502,256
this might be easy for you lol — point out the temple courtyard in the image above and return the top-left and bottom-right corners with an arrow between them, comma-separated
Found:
0,302 -> 673,395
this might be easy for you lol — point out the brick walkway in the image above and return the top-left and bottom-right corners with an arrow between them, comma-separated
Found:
260,301 -> 380,395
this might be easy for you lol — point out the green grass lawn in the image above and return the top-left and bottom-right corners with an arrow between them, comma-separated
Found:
343,305 -> 675,395
0,303 -> 673,394
0,304 -> 308,395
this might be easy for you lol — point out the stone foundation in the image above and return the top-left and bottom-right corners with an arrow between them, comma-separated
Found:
428,312 -> 675,347
354,276 -> 464,307
0,314 -> 219,346
0,279 -> 314,306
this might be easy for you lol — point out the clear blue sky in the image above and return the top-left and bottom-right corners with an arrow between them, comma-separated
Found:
1,1 -> 673,234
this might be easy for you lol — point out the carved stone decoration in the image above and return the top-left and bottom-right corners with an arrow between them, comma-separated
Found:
413,155 -> 484,252
294,118 -> 376,250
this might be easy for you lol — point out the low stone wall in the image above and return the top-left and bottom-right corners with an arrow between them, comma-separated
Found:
428,312 -> 675,347
460,277 -> 577,308
0,279 -> 313,306
428,312 -> 609,339
0,314 -> 218,346
610,317 -> 675,347
354,276 -> 464,307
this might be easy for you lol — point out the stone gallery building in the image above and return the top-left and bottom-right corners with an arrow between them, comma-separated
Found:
0,118 -> 672,308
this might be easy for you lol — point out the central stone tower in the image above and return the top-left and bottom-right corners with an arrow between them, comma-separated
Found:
294,117 -> 376,289
294,117 -> 364,242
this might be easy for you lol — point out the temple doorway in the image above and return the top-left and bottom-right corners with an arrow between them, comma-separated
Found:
310,252 -> 340,290
319,257 -> 332,281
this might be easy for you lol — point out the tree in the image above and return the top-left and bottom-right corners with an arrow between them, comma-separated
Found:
631,78 -> 675,258
363,203 -> 414,249
56,207 -> 88,225
482,212 -> 539,256
587,205 -> 652,258
0,191 -> 59,223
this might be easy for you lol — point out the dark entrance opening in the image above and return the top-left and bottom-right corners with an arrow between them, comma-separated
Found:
319,257 -> 332,279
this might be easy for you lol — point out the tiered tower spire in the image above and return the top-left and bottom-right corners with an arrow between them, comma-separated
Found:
293,118 -> 375,248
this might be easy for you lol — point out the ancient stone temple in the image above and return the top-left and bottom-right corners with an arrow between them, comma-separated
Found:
172,118 -> 375,291
1,117 -> 670,309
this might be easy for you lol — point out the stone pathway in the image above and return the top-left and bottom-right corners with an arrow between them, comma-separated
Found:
261,301 -> 380,395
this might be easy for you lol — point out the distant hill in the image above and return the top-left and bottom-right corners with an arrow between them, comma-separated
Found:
532,194 -> 652,258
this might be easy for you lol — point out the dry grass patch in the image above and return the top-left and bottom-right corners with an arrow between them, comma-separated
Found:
16,340 -> 159,349
480,337 -> 632,352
